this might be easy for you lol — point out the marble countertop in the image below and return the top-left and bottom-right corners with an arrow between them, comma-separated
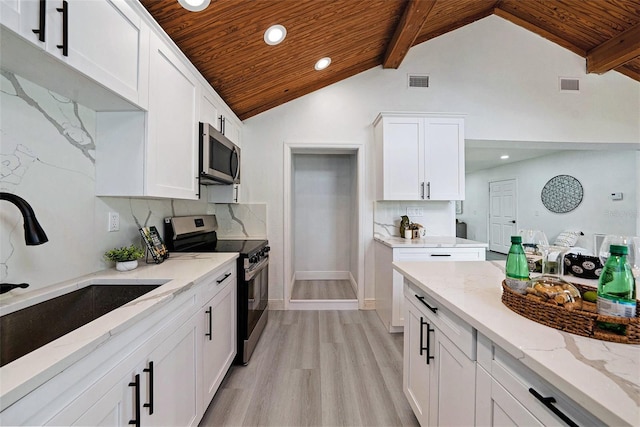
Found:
393,260 -> 639,426
375,235 -> 489,248
0,252 -> 238,411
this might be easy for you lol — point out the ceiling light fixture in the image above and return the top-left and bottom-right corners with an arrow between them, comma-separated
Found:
500,155 -> 509,159
177,0 -> 210,12
314,57 -> 331,71
264,24 -> 287,45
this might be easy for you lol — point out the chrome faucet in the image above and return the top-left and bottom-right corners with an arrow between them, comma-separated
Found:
0,192 -> 49,294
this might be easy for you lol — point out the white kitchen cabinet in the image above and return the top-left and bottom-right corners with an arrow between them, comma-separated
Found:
403,282 -> 476,426
96,32 -> 201,200
208,183 -> 240,204
201,268 -> 237,407
376,243 -> 485,332
374,113 -> 465,201
475,333 -> 602,427
0,0 -> 149,108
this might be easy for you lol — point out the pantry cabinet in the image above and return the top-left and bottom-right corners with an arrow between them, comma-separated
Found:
375,242 -> 485,332
374,113 -> 465,201
0,0 -> 149,108
403,281 -> 477,426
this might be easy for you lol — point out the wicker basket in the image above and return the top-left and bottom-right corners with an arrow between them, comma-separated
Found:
501,281 -> 640,344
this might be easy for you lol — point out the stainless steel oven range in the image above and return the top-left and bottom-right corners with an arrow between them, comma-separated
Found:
164,215 -> 269,365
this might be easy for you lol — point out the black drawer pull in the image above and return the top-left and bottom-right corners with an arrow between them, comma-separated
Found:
430,254 -> 451,257
56,0 -> 68,56
32,0 -> 46,42
128,374 -> 140,427
217,272 -> 231,284
529,388 -> 579,427
415,294 -> 438,313
143,361 -> 154,415
419,317 -> 435,365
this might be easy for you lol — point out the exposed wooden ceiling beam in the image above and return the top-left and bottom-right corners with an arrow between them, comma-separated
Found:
587,23 -> 640,75
493,7 -> 586,57
383,0 -> 436,69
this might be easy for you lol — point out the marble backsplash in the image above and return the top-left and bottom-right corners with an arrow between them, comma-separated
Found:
374,201 -> 456,238
0,71 -> 265,294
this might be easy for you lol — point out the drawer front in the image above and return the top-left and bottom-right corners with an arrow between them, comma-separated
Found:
396,247 -> 485,261
492,346 -> 603,426
404,279 -> 476,360
200,264 -> 236,305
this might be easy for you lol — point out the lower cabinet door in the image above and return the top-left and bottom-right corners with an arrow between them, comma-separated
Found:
202,280 -> 237,407
145,314 -> 199,427
430,330 -> 476,426
403,298 -> 432,426
489,379 -> 544,427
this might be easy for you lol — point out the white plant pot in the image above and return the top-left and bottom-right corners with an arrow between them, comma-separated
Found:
116,260 -> 139,272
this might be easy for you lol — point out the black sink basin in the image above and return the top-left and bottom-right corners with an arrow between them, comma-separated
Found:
0,284 -> 161,367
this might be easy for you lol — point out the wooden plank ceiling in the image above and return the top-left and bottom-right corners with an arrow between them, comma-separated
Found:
140,0 -> 640,120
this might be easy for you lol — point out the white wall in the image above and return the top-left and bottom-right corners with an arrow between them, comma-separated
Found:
242,15 -> 639,305
293,153 -> 355,274
461,150 -> 638,253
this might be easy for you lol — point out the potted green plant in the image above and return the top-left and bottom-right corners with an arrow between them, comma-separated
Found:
104,245 -> 145,271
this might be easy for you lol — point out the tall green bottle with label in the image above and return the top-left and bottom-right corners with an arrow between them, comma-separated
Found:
597,244 -> 637,333
505,235 -> 530,294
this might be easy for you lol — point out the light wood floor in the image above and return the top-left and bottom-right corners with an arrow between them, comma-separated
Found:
291,280 -> 357,300
199,310 -> 418,427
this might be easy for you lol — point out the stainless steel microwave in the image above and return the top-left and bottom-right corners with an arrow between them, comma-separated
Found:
199,122 -> 240,185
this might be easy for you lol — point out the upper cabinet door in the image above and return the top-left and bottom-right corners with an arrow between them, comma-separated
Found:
424,117 -> 465,200
146,32 -> 200,200
62,0 -> 150,108
377,116 -> 424,200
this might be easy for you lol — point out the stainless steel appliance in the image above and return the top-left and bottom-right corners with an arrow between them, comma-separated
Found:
164,215 -> 268,365
199,122 -> 241,185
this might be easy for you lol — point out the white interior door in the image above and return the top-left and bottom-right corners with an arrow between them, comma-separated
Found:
489,179 -> 517,254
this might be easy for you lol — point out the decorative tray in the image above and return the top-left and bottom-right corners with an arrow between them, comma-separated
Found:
501,281 -> 640,344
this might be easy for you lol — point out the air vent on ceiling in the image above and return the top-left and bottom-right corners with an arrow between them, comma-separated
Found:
408,74 -> 430,88
559,77 -> 580,92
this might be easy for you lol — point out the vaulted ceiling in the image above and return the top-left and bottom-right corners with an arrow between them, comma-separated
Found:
140,0 -> 640,121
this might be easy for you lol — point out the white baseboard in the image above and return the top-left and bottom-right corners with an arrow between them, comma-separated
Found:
288,299 -> 359,310
294,271 -> 351,281
363,299 -> 376,310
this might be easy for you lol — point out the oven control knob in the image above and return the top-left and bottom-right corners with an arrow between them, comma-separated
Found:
263,246 -> 271,253
250,255 -> 259,263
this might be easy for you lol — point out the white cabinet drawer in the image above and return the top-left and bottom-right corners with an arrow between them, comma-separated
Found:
491,345 -> 602,427
396,247 -> 485,261
404,279 -> 476,360
200,263 -> 236,305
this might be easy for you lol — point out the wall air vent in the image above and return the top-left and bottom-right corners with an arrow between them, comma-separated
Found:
408,74 -> 430,88
559,77 -> 580,92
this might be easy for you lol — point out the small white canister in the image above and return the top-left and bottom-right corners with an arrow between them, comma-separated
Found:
403,229 -> 412,239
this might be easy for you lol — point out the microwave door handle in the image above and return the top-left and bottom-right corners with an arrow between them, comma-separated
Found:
231,147 -> 240,181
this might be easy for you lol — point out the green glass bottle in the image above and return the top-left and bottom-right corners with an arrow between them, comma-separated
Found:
505,235 -> 530,294
597,244 -> 637,333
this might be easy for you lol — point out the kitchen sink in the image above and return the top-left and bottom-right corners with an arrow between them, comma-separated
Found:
0,284 -> 162,367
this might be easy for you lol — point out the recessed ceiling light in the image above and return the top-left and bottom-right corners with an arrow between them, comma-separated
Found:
177,0 -> 210,12
500,155 -> 509,160
264,25 -> 287,45
314,57 -> 331,71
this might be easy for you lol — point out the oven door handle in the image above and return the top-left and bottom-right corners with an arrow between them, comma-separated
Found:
245,257 -> 268,281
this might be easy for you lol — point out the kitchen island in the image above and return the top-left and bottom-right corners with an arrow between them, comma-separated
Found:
0,252 -> 238,425
394,260 -> 639,426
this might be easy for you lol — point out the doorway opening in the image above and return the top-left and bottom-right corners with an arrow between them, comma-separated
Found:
284,143 -> 364,310
488,178 -> 518,254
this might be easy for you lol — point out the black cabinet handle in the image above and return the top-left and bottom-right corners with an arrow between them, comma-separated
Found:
233,185 -> 239,203
426,182 -> 431,199
419,317 -> 434,365
529,388 -> 579,427
56,0 -> 68,56
32,0 -> 46,42
421,182 -> 425,199
430,254 -> 452,257
217,272 -> 231,284
205,306 -> 212,340
128,374 -> 141,427
415,294 -> 438,314
143,361 -> 154,415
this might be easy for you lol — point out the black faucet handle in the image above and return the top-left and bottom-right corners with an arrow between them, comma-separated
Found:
0,283 -> 29,294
